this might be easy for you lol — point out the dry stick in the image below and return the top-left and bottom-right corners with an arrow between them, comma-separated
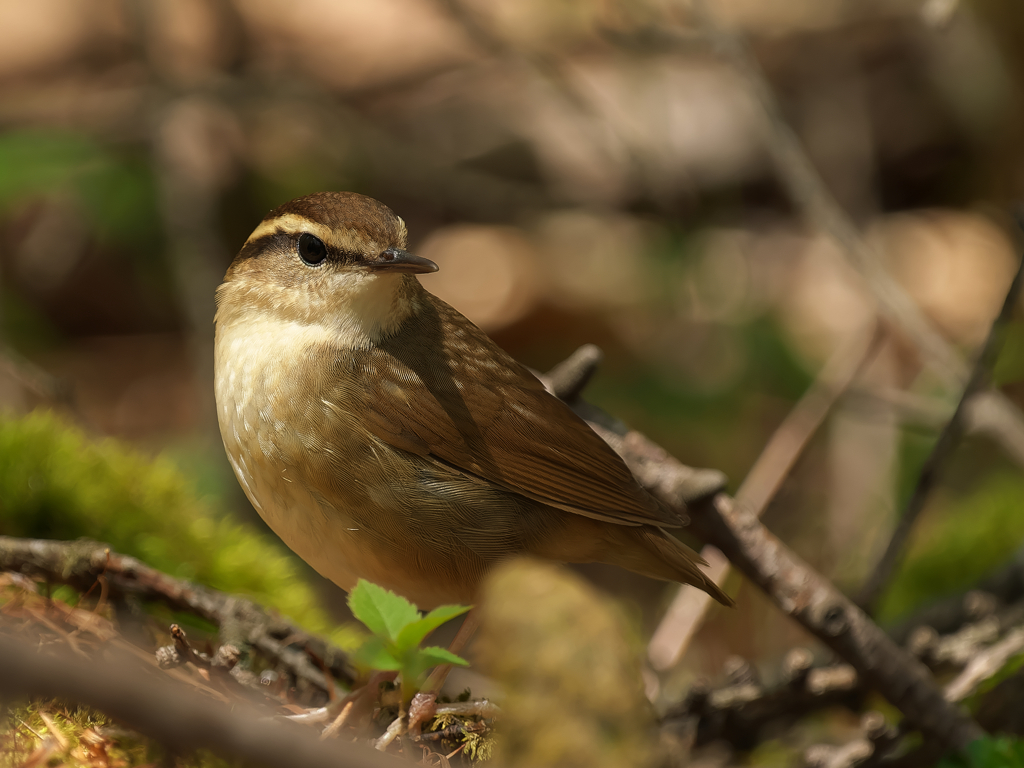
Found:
693,494 -> 983,751
0,536 -> 357,693
945,627 -> 1024,703
545,343 -> 605,402
154,99 -> 234,433
857,246 -> 1024,614
0,634 -> 396,768
429,0 -> 654,185
421,609 -> 481,695
688,0 -> 1024,460
572,405 -> 984,750
890,562 -> 1024,646
648,322 -> 887,670
689,0 -> 957,387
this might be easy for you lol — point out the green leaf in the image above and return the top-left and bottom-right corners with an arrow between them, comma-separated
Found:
394,604 -> 472,652
417,646 -> 470,668
352,636 -> 403,672
347,579 -> 420,641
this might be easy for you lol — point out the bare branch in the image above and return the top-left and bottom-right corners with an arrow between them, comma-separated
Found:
804,710 -> 898,768
569,393 -> 984,749
696,495 -> 982,750
687,0 -> 1024,469
648,323 -> 886,670
858,247 -> 1024,613
0,633 -> 396,768
0,536 -> 357,694
543,343 -> 604,403
667,656 -> 862,750
945,627 -> 1024,703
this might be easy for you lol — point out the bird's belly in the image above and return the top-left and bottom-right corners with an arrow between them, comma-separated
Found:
215,324 -> 481,607
219,421 -> 480,607
215,321 -> 376,591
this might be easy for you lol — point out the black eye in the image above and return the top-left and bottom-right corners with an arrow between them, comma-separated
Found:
298,233 -> 327,266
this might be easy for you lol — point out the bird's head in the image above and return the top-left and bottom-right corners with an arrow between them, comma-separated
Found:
216,191 -> 438,344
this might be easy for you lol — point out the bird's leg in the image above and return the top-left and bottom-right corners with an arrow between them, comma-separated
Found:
375,609 -> 481,747
421,609 -> 480,696
314,669 -> 397,736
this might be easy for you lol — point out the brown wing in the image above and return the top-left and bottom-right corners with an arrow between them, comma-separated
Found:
321,290 -> 683,529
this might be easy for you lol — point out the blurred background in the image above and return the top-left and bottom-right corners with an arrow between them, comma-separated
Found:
1,0 -> 1023,745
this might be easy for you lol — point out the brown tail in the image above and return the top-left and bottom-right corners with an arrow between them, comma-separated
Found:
604,526 -> 734,606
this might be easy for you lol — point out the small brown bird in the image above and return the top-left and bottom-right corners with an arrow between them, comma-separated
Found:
214,192 -> 730,610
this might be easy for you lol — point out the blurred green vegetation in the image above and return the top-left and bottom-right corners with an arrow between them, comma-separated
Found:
938,736 -> 1024,768
878,470 -> 1024,622
588,316 -> 814,484
994,321 -> 1024,388
0,409 -> 357,649
0,130 -> 161,249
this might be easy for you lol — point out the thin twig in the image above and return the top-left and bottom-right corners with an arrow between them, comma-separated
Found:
373,717 -> 405,752
945,627 -> 1024,703
421,609 -> 479,695
857,246 -> 1024,613
891,566 -> 1024,647
648,323 -> 886,670
543,344 -> 604,403
568,394 -> 984,750
687,0 -> 1024,466
0,536 -> 357,694
688,0 -> 957,388
804,710 -> 899,768
694,494 -> 983,751
320,701 -> 354,740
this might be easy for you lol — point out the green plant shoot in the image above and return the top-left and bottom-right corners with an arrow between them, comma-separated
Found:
347,579 -> 471,707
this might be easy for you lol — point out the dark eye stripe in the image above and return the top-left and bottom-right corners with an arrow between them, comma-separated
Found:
234,232 -> 291,263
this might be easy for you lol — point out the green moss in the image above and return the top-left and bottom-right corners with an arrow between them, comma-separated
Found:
878,472 -> 1024,622
2,702 -> 241,768
0,410 -> 350,645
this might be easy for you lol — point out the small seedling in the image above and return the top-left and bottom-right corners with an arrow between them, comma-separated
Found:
347,579 -> 471,708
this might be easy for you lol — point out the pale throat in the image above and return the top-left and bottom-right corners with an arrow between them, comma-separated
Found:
219,270 -> 419,351
320,271 -> 418,348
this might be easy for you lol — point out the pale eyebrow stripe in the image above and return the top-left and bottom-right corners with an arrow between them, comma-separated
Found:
244,214 -> 332,245
244,214 -> 379,255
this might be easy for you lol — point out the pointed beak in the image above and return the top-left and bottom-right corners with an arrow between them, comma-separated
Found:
369,248 -> 439,275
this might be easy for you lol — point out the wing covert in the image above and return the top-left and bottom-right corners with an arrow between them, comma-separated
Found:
319,292 -> 684,529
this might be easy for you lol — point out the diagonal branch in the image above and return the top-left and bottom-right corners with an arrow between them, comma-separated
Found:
688,0 -> 961,389
692,494 -> 982,750
648,322 -> 886,671
569,390 -> 984,751
687,0 -> 1024,467
857,244 -> 1024,614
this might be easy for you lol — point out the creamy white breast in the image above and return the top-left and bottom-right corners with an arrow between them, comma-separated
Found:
214,314 -> 380,592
